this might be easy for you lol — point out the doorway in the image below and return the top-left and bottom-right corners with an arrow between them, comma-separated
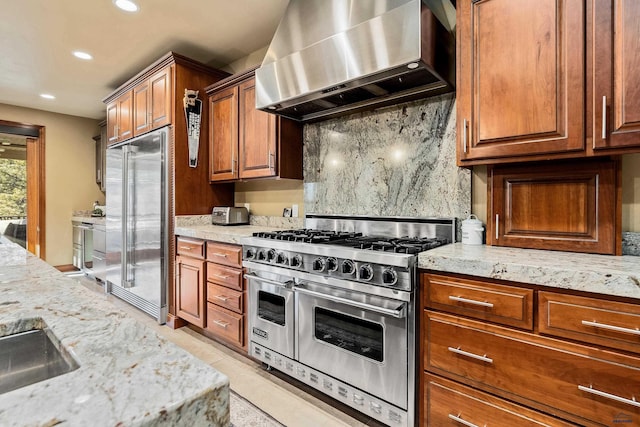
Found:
0,120 -> 45,259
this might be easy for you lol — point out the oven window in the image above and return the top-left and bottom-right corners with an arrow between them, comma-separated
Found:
314,307 -> 383,362
258,291 -> 286,326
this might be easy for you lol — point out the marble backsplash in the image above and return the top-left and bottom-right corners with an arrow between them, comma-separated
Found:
303,94 -> 471,220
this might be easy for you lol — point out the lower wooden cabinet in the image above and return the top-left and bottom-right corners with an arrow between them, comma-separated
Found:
175,236 -> 246,352
176,255 -> 206,328
424,374 -> 573,427
421,272 -> 640,427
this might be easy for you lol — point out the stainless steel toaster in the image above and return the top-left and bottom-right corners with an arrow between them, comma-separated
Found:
211,206 -> 249,225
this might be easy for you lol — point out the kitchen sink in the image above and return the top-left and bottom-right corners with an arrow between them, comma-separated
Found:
0,327 -> 79,395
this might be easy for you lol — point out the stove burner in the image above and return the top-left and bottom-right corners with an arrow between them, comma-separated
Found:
253,229 -> 363,244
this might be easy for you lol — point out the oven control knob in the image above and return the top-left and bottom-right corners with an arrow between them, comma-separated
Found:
290,254 -> 303,268
267,249 -> 277,262
312,257 -> 326,272
341,260 -> 355,275
358,264 -> 373,281
382,268 -> 398,285
257,249 -> 268,261
245,248 -> 256,260
326,257 -> 338,272
275,252 -> 289,265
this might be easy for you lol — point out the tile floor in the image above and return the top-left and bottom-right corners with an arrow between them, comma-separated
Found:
75,276 -> 374,427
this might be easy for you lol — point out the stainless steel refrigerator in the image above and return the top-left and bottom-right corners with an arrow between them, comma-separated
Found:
106,126 -> 169,323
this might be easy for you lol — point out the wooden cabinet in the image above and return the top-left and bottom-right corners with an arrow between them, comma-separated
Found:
487,159 -> 620,254
457,0 -> 585,164
106,90 -> 133,144
206,67 -> 303,182
205,241 -> 246,351
93,120 -> 106,192
589,0 -> 640,151
457,0 -> 640,164
176,237 -> 207,328
420,272 -> 640,426
104,52 -> 234,328
133,67 -> 172,137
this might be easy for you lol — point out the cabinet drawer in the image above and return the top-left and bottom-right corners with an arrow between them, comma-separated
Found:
206,304 -> 243,347
424,374 -> 574,427
425,311 -> 640,427
424,273 -> 533,329
207,282 -> 243,314
206,241 -> 242,268
176,237 -> 205,259
206,262 -> 243,291
539,291 -> 640,355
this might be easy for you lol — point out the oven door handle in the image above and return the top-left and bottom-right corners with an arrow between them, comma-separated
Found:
294,286 -> 406,319
244,273 -> 294,289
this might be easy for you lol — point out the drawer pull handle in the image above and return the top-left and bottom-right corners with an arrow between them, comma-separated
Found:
211,274 -> 231,280
578,385 -> 640,408
214,295 -> 229,302
179,246 -> 194,251
213,320 -> 229,328
581,320 -> 640,336
211,252 -> 228,258
448,346 -> 493,364
449,296 -> 494,308
448,413 -> 485,427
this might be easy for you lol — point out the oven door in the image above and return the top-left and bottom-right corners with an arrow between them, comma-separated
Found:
295,281 -> 408,409
245,269 -> 295,359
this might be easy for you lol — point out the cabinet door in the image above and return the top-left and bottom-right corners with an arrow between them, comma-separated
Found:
209,86 -> 238,181
106,102 -> 118,145
149,67 -> 172,130
488,159 -> 619,254
457,0 -> 584,163
176,255 -> 206,328
133,81 -> 151,137
591,0 -> 640,150
117,90 -> 133,141
238,78 -> 277,179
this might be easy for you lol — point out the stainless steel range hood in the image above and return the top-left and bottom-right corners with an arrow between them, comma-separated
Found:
255,0 -> 455,122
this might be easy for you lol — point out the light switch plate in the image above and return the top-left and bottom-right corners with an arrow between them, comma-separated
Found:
291,204 -> 299,217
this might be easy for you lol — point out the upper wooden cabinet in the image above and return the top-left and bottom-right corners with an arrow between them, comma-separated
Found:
133,67 -> 172,137
589,0 -> 640,152
106,90 -> 133,144
457,0 -> 640,165
206,68 -> 303,182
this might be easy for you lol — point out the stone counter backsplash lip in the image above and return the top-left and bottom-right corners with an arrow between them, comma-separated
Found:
418,243 -> 640,300
0,242 -> 229,426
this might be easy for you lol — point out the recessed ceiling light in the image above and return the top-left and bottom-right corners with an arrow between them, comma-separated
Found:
73,51 -> 93,60
40,94 -> 56,100
0,148 -> 5,153
1,141 -> 10,146
113,0 -> 139,12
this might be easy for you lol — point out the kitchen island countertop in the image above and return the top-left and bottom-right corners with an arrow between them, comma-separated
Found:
419,243 -> 640,300
0,239 -> 229,426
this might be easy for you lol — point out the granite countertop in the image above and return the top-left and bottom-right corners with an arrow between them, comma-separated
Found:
419,243 -> 640,300
0,239 -> 229,426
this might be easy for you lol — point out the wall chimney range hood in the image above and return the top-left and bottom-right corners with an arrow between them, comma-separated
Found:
255,0 -> 455,122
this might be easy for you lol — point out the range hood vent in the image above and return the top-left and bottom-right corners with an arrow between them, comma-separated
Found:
255,0 -> 455,122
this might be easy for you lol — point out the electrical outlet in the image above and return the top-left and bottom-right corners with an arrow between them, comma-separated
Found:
244,203 -> 250,213
291,204 -> 299,217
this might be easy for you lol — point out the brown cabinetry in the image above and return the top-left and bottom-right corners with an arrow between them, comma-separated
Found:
176,237 -> 206,328
93,120 -> 107,192
487,159 -> 620,254
207,67 -> 303,182
104,53 -> 234,328
457,0 -> 640,165
421,272 -> 640,427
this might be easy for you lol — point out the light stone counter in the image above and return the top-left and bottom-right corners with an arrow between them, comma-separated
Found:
0,239 -> 229,426
72,215 -> 106,226
418,243 -> 640,300
174,224 -> 288,245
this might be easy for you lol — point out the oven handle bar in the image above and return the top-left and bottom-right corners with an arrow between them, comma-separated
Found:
294,286 -> 406,319
244,273 -> 293,289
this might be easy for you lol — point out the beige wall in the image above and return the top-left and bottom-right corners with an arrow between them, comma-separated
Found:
0,103 -> 103,266
234,180 -> 304,217
223,46 -> 268,74
470,154 -> 640,232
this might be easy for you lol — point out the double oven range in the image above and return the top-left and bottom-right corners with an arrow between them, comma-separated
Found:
242,214 -> 455,427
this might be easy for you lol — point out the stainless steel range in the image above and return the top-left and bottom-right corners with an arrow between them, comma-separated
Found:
242,214 -> 455,427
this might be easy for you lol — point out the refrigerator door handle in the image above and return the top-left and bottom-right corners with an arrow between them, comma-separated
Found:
122,146 -> 134,288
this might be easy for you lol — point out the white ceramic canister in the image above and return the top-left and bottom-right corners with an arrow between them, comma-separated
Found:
461,214 -> 484,245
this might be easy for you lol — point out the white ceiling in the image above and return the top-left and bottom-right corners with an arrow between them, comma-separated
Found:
0,0 -> 289,120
